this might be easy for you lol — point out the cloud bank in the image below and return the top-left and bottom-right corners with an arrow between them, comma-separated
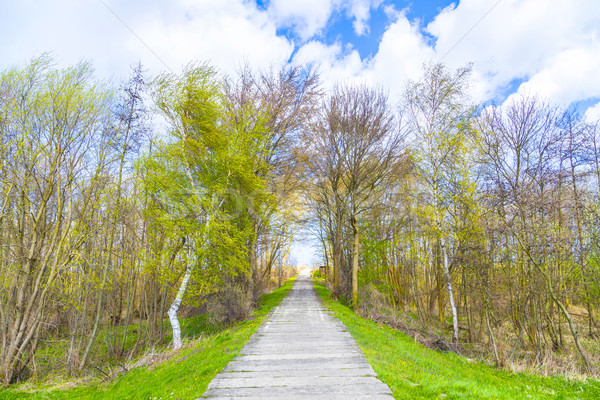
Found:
1,0 -> 598,112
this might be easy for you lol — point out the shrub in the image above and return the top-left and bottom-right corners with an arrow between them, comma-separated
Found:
206,281 -> 251,325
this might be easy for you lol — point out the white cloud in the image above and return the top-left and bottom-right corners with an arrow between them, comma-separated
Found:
295,0 -> 600,113
268,0 -> 338,41
2,0 -> 600,117
0,0 -> 293,80
364,11 -> 436,104
347,0 -> 384,36
585,102 -> 600,122
426,0 -> 600,105
293,40 -> 366,90
510,45 -> 600,107
292,10 -> 435,105
133,0 -> 293,76
268,0 -> 384,40
0,0 -> 127,78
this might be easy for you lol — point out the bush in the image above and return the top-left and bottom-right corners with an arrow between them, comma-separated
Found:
206,281 -> 251,325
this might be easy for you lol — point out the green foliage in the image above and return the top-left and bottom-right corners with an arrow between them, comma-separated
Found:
138,61 -> 276,308
0,54 -> 120,384
314,281 -> 600,400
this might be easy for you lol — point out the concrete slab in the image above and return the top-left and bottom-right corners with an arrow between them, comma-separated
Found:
200,275 -> 393,399
222,361 -> 376,373
207,376 -> 386,389
204,384 -> 392,397
214,368 -> 378,379
202,395 -> 394,400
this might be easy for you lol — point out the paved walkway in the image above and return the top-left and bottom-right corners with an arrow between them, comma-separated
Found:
201,274 -> 393,399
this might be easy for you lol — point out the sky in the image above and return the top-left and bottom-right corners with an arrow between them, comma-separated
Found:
2,0 -> 600,266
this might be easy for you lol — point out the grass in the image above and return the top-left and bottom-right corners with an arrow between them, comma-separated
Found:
313,280 -> 600,400
2,278 -> 295,400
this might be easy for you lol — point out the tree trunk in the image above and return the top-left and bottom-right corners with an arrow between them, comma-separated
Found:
548,286 -> 592,372
485,308 -> 501,366
441,237 -> 459,346
78,279 -> 105,371
332,213 -> 342,296
351,216 -> 359,312
278,263 -> 282,288
168,266 -> 192,351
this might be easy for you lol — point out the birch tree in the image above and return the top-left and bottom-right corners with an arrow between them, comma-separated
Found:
404,62 -> 474,346
151,62 -> 272,350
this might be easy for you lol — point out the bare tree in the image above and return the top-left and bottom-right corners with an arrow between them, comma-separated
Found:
308,84 -> 404,309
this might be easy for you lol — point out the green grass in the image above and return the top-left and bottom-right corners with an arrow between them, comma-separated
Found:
2,279 -> 294,400
313,280 -> 600,400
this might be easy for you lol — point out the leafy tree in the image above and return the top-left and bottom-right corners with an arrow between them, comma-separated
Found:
149,62 -> 272,350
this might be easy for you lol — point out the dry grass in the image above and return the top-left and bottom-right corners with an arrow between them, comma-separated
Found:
354,282 -> 600,380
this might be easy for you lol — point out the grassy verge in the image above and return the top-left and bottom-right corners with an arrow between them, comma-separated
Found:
3,279 -> 295,400
313,280 -> 600,400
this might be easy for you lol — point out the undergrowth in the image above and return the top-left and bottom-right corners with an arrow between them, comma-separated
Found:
314,280 -> 600,400
1,278 -> 295,400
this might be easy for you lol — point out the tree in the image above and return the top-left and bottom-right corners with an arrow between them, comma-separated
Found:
308,84 -> 403,309
78,62 -> 149,369
404,62 -> 474,346
0,55 -> 115,384
150,62 -> 272,350
224,64 -> 320,299
477,95 -> 592,370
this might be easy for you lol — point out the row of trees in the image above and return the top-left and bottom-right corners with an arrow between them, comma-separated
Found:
0,56 -> 317,385
1,54 -> 598,384
309,62 -> 600,373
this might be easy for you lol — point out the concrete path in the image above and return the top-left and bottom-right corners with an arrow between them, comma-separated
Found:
201,274 -> 393,399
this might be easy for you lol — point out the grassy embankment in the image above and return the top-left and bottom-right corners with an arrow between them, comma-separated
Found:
313,280 -> 600,400
2,278 -> 295,400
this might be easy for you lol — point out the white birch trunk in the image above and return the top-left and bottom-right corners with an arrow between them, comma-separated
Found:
167,267 -> 192,351
351,218 -> 359,312
441,237 -> 459,345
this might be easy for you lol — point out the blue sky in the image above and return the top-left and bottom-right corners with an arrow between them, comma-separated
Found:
276,0 -> 455,61
1,0 -> 600,266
